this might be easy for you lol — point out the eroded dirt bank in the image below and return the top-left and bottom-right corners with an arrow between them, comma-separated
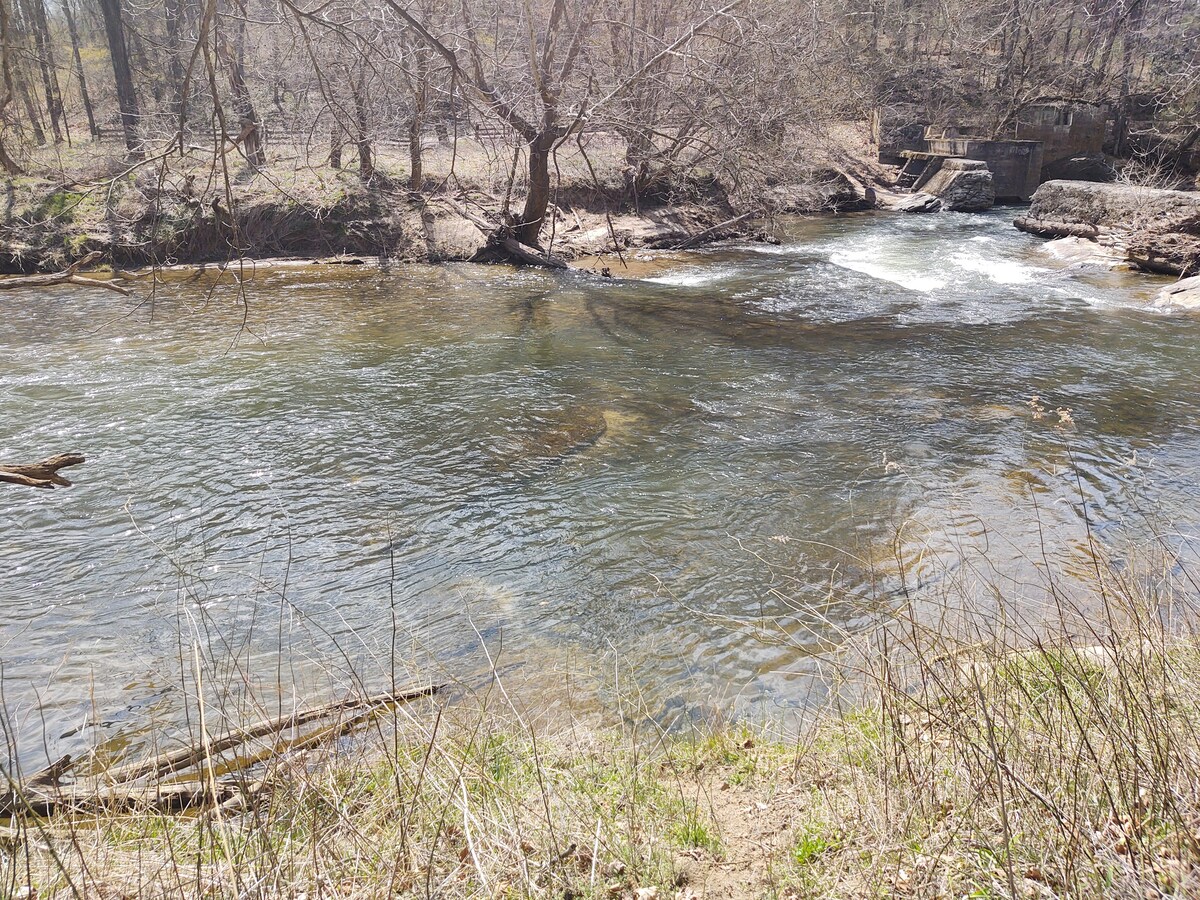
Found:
0,167 -> 775,274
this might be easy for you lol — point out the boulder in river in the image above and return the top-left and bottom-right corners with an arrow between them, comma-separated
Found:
1154,275 -> 1200,311
888,192 -> 942,213
922,158 -> 996,212
1015,180 -> 1200,276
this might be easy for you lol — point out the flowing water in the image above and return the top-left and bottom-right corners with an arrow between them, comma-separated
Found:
3,210 -> 1199,767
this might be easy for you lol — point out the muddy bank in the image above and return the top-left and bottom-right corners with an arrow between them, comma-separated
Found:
0,168 -> 776,274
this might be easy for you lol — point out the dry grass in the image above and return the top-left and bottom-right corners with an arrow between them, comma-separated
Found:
3,519 -> 1199,899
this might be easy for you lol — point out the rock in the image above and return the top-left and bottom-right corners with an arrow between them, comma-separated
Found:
491,406 -> 609,474
889,192 -> 941,213
1039,236 -> 1128,270
1015,180 -> 1200,275
1154,274 -> 1200,310
1041,154 -> 1115,183
765,169 -> 874,213
922,158 -> 996,212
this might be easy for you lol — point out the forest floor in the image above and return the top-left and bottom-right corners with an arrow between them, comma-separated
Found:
0,128 -> 883,274
6,551 -> 1200,899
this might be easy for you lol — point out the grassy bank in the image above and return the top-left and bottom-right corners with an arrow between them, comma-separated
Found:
4,535 -> 1199,900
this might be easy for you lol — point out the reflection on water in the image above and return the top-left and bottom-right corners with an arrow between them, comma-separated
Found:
2,210 -> 1198,767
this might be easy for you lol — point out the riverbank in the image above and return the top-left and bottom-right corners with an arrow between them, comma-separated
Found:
5,542 -> 1199,900
0,142 -> 775,275
6,595 -> 1200,900
0,126 -> 898,275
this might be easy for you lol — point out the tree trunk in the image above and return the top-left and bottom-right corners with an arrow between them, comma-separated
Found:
408,48 -> 428,191
515,130 -> 554,247
22,0 -> 65,143
1112,0 -> 1144,158
351,74 -> 372,181
0,0 -> 25,172
164,0 -> 186,132
408,112 -> 422,189
97,0 -> 142,157
14,60 -> 46,146
329,128 -> 342,169
225,15 -> 265,167
64,0 -> 99,138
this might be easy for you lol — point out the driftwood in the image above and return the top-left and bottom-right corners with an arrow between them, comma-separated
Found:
672,211 -> 756,251
3,684 -> 441,817
26,754 -> 74,788
0,251 -> 131,295
14,780 -> 264,818
101,684 -> 441,785
0,453 -> 85,488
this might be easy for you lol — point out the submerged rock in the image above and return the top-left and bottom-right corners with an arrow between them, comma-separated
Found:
1015,180 -> 1200,276
922,158 -> 996,212
1039,236 -> 1129,270
491,406 -> 609,474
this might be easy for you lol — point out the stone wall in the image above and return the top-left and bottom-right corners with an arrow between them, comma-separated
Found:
1014,103 -> 1108,165
924,135 -> 1044,200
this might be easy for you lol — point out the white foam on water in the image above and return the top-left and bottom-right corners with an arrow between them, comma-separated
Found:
642,267 -> 736,286
951,251 -> 1043,284
829,250 -> 947,292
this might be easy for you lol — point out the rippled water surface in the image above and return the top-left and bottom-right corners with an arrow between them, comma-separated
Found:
3,210 -> 1199,765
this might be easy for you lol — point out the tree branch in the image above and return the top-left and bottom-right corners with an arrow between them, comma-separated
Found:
0,454 -> 86,489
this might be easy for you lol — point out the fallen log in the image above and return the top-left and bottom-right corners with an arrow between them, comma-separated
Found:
12,779 -> 263,817
100,683 -> 441,785
25,754 -> 73,788
672,211 -> 756,251
4,684 -> 441,817
498,236 -> 568,269
0,251 -> 131,296
0,453 -> 85,488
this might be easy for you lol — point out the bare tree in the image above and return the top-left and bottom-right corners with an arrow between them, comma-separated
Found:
0,0 -> 26,172
64,0 -> 99,138
21,0 -> 66,143
218,4 -> 266,167
98,0 -> 143,156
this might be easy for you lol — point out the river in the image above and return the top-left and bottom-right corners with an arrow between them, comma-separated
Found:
2,209 -> 1198,768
